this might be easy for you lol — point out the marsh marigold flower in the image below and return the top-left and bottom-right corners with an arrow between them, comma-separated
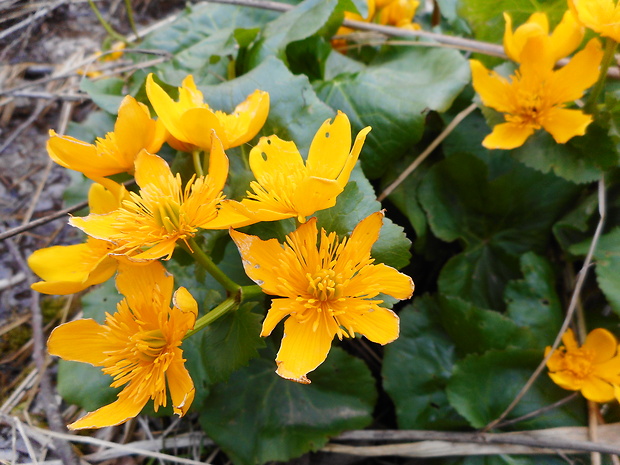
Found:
377,0 -> 420,29
70,133 -> 247,261
28,180 -> 128,295
47,95 -> 167,180
146,73 -> 269,152
470,37 -> 603,149
48,262 -> 197,429
227,111 -> 371,223
230,211 -> 414,383
503,10 -> 584,64
546,328 -> 620,403
569,0 -> 620,42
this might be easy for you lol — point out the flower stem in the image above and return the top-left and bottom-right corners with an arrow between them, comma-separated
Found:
123,0 -> 139,40
585,38 -> 617,115
87,0 -> 127,43
184,238 -> 241,294
192,150 -> 204,177
241,284 -> 264,300
184,295 -> 240,339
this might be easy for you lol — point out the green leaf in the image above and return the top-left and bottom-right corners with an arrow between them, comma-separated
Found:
510,124 -> 618,184
315,46 -> 470,178
382,297 -> 467,429
197,303 -> 266,384
439,295 -> 534,354
446,348 -> 586,429
314,166 -> 412,270
247,0 -> 341,68
199,346 -> 376,465
198,55 -> 335,154
570,228 -> 620,316
80,78 -> 125,115
419,152 -> 578,309
552,189 -> 599,252
57,360 -> 119,413
504,253 -> 563,347
81,277 -> 122,323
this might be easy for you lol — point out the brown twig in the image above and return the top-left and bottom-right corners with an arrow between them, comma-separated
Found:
493,393 -> 580,429
378,102 -> 477,201
483,176 -> 607,431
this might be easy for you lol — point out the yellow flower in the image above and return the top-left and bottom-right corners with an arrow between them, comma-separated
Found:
470,37 -> 603,149
47,261 -> 197,429
230,211 -> 415,383
377,0 -> 421,29
569,0 -> 620,42
503,10 -> 584,64
70,133 -> 247,261
546,328 -> 620,403
47,95 -> 167,180
97,41 -> 126,61
146,73 -> 269,151
228,111 -> 371,223
28,180 -> 128,295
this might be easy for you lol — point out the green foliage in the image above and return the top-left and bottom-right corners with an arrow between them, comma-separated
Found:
199,346 -> 376,465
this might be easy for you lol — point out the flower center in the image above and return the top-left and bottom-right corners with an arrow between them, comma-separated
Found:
562,348 -> 595,379
132,329 -> 168,362
306,269 -> 343,301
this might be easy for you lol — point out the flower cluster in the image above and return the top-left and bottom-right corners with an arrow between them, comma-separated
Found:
31,72 -> 414,428
470,9 -> 603,149
546,328 -> 620,403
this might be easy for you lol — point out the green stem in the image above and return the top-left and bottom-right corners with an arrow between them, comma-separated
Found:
123,0 -> 139,41
585,38 -> 617,114
184,295 -> 239,339
184,238 -> 241,294
227,58 -> 236,80
241,284 -> 264,300
192,150 -> 204,177
87,0 -> 126,43
239,144 -> 250,170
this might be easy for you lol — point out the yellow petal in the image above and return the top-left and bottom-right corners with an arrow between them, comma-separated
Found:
134,150 -> 174,191
221,89 -> 270,147
337,303 -> 399,345
583,328 -> 618,363
47,131 -> 116,178
336,126 -> 371,188
548,38 -> 603,104
275,310 -> 335,383
201,200 -> 257,229
291,176 -> 343,219
47,319 -> 109,366
548,370 -> 582,391
306,111 -> 352,179
594,354 -> 620,379
580,376 -> 615,403
130,237 -> 178,261
237,198 -> 296,222
542,107 -> 592,144
70,213 -> 119,242
179,107 -> 226,150
347,263 -> 415,300
260,298 -> 302,336
116,261 -> 173,312
166,358 -> 195,416
229,228 -> 285,295
173,286 -> 198,320
146,73 -> 193,145
561,328 -> 579,350
207,131 -> 230,195
249,135 -> 304,183
482,122 -> 534,150
88,181 -> 126,214
68,390 -> 147,430
470,60 -> 513,114
549,10 -> 584,62
339,211 -> 383,266
503,12 -> 548,62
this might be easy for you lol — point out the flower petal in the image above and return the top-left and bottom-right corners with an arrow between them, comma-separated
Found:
542,107 -> 592,144
583,328 -> 618,363
207,131 -> 230,195
548,370 -> 582,391
200,200 -> 257,229
470,60 -> 513,114
68,390 -> 147,430
146,73 -> 193,144
166,357 -> 195,416
134,150 -> 174,191
338,211 -> 383,267
561,328 -> 579,350
548,38 -> 603,104
229,228 -> 285,295
173,286 -> 198,321
88,181 -> 126,214
482,122 -> 535,150
306,111 -> 352,179
116,261 -> 173,312
248,135 -> 305,183
336,126 -> 371,188
347,263 -> 414,300
221,89 -> 270,147
275,310 -> 336,383
70,213 -> 119,242
291,176 -> 343,220
261,298 -> 303,336
580,375 -> 616,403
47,319 -> 109,366
337,302 -> 399,345
179,107 -> 226,150
549,10 -> 584,62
